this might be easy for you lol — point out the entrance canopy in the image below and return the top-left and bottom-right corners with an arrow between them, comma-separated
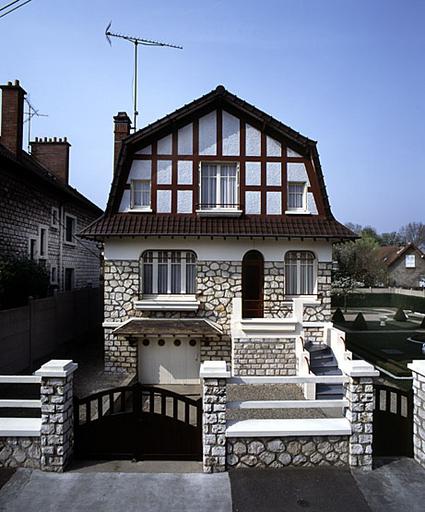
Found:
113,318 -> 222,338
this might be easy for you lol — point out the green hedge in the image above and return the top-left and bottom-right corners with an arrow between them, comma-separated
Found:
331,293 -> 425,313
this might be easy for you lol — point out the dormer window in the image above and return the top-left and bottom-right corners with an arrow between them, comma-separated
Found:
131,179 -> 151,210
287,182 -> 307,212
198,163 -> 241,216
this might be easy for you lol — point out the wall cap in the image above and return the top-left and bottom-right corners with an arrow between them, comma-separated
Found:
35,359 -> 78,378
341,359 -> 379,377
200,361 -> 231,379
408,360 -> 425,378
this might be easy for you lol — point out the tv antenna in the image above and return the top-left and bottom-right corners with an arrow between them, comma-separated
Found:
24,97 -> 48,152
105,22 -> 183,132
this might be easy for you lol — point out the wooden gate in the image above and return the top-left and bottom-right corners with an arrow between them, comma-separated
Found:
74,384 -> 202,460
373,384 -> 413,457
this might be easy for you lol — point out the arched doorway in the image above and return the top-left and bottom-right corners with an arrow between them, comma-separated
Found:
242,250 -> 264,318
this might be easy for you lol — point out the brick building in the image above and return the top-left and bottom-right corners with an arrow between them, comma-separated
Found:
0,80 -> 102,291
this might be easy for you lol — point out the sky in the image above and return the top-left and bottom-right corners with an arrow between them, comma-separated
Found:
0,0 -> 424,232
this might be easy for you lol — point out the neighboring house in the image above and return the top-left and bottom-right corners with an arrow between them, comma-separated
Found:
377,243 -> 425,289
81,85 -> 356,382
0,80 -> 102,291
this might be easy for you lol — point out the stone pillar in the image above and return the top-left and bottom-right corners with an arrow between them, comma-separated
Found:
200,361 -> 230,473
35,359 -> 78,472
343,360 -> 378,471
408,361 -> 425,469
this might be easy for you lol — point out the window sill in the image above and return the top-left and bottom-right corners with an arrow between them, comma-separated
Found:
125,207 -> 153,213
196,208 -> 242,217
286,295 -> 319,304
285,210 -> 312,215
134,295 -> 199,311
63,241 -> 76,247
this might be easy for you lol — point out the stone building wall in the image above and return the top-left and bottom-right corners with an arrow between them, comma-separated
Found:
0,437 -> 41,469
303,326 -> 324,344
264,262 -> 293,318
387,248 -> 425,288
203,377 -> 227,473
303,262 -> 332,322
409,362 -> 425,469
233,338 -> 296,376
227,436 -> 349,468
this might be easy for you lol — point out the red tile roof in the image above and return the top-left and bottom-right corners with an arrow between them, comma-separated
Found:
377,243 -> 425,267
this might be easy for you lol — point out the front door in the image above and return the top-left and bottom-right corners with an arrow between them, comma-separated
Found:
242,250 -> 264,318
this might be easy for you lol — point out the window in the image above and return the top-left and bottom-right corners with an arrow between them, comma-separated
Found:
51,207 -> 59,228
405,255 -> 416,268
131,179 -> 151,209
285,251 -> 315,295
39,226 -> 48,258
64,268 -> 74,291
64,214 -> 76,244
51,267 -> 58,284
28,237 -> 38,260
200,163 -> 238,209
142,251 -> 196,295
288,182 -> 306,211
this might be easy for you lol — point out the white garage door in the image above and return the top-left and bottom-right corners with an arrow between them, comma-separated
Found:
138,338 -> 200,385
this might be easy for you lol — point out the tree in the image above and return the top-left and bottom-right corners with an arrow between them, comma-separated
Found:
345,222 -> 363,235
399,222 -> 425,250
380,231 -> 403,246
331,276 -> 361,312
361,226 -> 381,244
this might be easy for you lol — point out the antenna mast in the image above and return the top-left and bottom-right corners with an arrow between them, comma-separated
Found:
24,97 -> 48,152
105,22 -> 183,132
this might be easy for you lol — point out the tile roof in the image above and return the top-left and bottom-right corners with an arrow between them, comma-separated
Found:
377,243 -> 425,267
113,318 -> 222,337
81,213 -> 357,240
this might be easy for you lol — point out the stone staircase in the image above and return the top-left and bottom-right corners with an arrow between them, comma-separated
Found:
308,344 -> 344,400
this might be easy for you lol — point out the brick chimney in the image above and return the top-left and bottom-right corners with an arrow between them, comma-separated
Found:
113,112 -> 131,172
30,137 -> 71,183
0,80 -> 26,156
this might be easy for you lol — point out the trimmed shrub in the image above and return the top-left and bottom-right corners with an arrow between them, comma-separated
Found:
393,308 -> 408,322
352,313 -> 368,330
332,308 -> 345,323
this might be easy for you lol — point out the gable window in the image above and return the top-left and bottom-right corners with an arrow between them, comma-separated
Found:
142,251 -> 196,295
288,182 -> 306,211
131,179 -> 151,210
39,226 -> 48,258
285,251 -> 315,295
405,255 -> 416,268
200,163 -> 238,210
51,207 -> 59,228
64,214 -> 76,244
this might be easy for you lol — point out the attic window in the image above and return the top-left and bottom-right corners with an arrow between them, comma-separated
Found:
405,255 -> 416,268
131,179 -> 151,210
287,182 -> 307,211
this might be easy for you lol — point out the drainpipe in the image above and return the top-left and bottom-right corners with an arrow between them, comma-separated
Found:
59,204 -> 63,291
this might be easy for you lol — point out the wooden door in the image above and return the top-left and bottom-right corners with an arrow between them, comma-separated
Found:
242,250 -> 264,318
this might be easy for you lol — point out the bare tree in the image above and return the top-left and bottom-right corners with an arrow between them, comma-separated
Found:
399,222 -> 425,249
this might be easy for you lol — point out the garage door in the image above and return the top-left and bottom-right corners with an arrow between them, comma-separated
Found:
138,338 -> 200,384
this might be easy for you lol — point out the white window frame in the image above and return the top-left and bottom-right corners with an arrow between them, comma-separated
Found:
51,207 -> 59,229
197,162 -> 242,216
38,225 -> 48,258
286,182 -> 308,213
64,213 -> 77,246
130,179 -> 152,211
405,254 -> 416,268
284,251 -> 317,296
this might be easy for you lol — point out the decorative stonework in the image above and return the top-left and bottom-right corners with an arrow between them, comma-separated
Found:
202,377 -> 227,473
264,262 -> 291,318
344,376 -> 374,470
227,436 -> 349,468
0,438 -> 41,469
104,327 -> 137,374
409,362 -> 425,469
303,327 -> 324,344
233,338 -> 296,376
302,262 -> 332,322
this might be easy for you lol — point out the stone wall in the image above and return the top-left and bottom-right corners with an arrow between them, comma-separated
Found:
409,362 -> 425,469
203,377 -> 227,473
302,262 -> 332,322
303,327 -> 324,344
264,262 -> 292,318
104,327 -> 138,374
0,438 -> 41,469
387,248 -> 425,288
227,436 -> 349,468
233,338 -> 296,376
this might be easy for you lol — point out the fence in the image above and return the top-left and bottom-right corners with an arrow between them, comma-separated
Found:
356,287 -> 425,298
0,288 -> 102,374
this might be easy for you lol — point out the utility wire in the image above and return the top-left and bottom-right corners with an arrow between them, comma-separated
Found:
0,0 -> 21,12
0,0 -> 32,20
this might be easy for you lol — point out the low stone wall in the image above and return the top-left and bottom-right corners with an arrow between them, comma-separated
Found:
0,437 -> 41,469
303,326 -> 324,344
227,436 -> 349,468
203,377 -> 227,473
233,338 -> 296,376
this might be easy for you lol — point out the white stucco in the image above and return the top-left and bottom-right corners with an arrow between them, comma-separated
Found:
222,111 -> 240,156
307,192 -> 318,214
177,160 -> 193,185
266,162 -> 281,186
199,111 -> 217,155
104,238 -> 333,262
245,161 -> 261,186
245,191 -> 261,214
287,147 -> 302,158
157,134 -> 172,155
287,162 -> 310,184
157,190 -> 172,213
245,124 -> 261,156
177,190 -> 193,213
266,191 -> 282,215
135,145 -> 152,155
157,160 -> 172,185
266,136 -> 281,157
118,190 -> 131,212
178,123 -> 193,155
127,160 -> 151,183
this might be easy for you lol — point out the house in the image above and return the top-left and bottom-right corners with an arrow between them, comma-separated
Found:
0,80 -> 102,292
81,85 -> 356,383
377,243 -> 425,289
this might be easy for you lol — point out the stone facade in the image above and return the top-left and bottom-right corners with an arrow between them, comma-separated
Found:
202,377 -> 227,473
302,262 -> 332,322
344,376 -> 374,470
303,326 -> 324,344
233,338 -> 296,376
264,262 -> 292,318
409,362 -> 425,469
227,436 -> 349,468
386,247 -> 425,289
0,437 -> 41,469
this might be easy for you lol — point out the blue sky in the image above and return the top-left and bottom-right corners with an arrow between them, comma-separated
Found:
1,0 -> 424,232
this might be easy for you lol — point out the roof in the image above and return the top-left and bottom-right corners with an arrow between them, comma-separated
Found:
81,213 -> 356,240
113,318 -> 222,337
0,143 -> 103,216
377,243 -> 425,267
